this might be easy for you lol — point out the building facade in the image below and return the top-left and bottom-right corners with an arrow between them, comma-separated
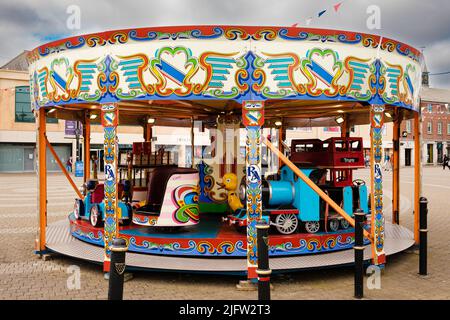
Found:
400,63 -> 450,166
0,52 -> 209,172
1,52 -> 448,172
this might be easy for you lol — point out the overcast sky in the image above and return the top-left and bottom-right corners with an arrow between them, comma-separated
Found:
1,0 -> 450,88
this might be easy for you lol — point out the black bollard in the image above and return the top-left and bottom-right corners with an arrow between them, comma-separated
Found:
354,210 -> 365,299
108,238 -> 128,300
419,197 -> 428,276
256,219 -> 271,301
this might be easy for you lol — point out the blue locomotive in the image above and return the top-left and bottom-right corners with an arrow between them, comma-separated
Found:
224,137 -> 369,234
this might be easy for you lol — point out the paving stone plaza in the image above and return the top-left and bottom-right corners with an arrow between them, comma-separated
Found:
0,167 -> 448,300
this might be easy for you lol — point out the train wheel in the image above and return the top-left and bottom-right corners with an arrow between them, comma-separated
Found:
328,219 -> 340,232
340,219 -> 350,229
89,205 -> 102,227
73,200 -> 82,220
304,221 -> 320,234
275,214 -> 298,235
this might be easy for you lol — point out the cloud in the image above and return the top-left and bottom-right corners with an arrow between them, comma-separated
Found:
1,0 -> 450,88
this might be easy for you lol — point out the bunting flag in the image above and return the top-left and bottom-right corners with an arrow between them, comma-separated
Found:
334,2 -> 343,12
318,10 -> 327,17
291,1 -> 345,27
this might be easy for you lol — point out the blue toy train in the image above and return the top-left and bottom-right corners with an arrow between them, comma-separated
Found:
225,137 -> 369,234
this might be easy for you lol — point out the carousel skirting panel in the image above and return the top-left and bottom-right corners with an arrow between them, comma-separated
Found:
45,215 -> 415,274
68,213 -> 367,257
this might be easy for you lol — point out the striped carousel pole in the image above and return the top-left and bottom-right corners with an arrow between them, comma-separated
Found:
370,104 -> 386,266
242,101 -> 265,281
101,103 -> 120,273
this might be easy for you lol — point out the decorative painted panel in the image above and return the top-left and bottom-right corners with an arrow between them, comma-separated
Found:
243,101 -> 264,279
370,105 -> 386,265
101,103 -> 119,270
28,26 -> 422,110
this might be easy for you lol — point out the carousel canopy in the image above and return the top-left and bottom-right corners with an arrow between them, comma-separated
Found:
27,25 -> 422,127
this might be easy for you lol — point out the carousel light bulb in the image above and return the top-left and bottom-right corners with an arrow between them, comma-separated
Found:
335,116 -> 345,124
89,114 -> 98,120
47,108 -> 56,114
275,120 -> 283,127
147,118 -> 155,124
384,112 -> 392,118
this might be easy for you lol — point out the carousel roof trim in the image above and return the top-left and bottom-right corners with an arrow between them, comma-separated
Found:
27,25 -> 423,113
27,25 -> 422,64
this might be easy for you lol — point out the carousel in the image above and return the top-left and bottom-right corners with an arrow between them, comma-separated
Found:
29,26 -> 423,278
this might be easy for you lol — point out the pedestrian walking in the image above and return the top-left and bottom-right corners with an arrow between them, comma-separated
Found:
384,153 -> 391,171
364,154 -> 370,167
92,154 -> 98,179
443,155 -> 450,170
66,156 -> 73,173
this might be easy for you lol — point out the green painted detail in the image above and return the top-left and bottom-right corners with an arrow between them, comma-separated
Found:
199,202 -> 228,213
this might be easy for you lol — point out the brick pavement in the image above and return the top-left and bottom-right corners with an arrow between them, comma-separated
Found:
0,168 -> 449,300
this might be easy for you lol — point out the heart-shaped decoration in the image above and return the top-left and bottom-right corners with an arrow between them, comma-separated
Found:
151,47 -> 198,95
50,58 -> 73,91
301,48 -> 343,96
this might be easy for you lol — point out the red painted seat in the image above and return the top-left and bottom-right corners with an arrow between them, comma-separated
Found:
136,166 -> 197,214
91,184 -> 104,203
90,183 -> 124,204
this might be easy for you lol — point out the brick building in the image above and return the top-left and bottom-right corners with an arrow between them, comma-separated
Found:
400,60 -> 450,166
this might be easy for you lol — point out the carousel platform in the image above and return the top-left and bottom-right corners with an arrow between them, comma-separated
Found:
45,216 -> 415,274
68,213 -> 366,257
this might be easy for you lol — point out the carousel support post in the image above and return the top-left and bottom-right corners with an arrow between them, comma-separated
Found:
341,115 -> 350,138
370,105 -> 386,266
242,101 -> 264,284
84,111 -> 91,183
392,110 -> 401,224
144,121 -> 153,142
101,104 -> 120,273
36,108 -> 47,254
414,112 -> 422,244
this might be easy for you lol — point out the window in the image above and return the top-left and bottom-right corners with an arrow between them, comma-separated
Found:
15,86 -> 57,123
427,104 -> 433,113
15,86 -> 34,122
438,122 -> 442,135
350,140 -> 362,151
448,123 -> 450,134
427,122 -> 432,134
406,120 -> 411,133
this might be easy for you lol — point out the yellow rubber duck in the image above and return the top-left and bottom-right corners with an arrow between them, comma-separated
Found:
217,173 -> 243,212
